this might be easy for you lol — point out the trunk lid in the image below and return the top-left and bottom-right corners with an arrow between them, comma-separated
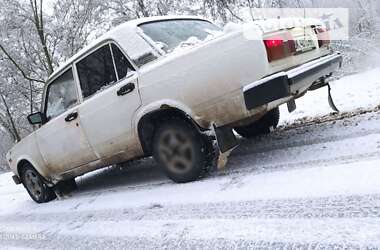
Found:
253,18 -> 331,74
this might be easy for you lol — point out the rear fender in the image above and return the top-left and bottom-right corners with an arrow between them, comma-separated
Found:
133,99 -> 210,137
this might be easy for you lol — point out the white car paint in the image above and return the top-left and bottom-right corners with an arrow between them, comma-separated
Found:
6,16 -> 336,184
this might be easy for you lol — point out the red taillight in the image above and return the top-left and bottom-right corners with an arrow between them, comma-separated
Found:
314,27 -> 330,48
264,32 -> 295,62
264,37 -> 284,48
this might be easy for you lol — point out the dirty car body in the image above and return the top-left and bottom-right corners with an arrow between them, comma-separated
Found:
6,16 -> 342,202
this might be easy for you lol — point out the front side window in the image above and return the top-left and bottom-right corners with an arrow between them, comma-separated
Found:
139,19 -> 223,54
77,45 -> 117,98
45,69 -> 78,120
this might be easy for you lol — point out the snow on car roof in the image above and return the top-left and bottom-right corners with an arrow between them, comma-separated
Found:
47,15 -> 208,83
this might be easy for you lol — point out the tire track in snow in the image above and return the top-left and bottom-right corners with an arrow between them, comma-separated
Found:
65,150 -> 380,200
1,194 -> 380,223
2,235 -> 378,250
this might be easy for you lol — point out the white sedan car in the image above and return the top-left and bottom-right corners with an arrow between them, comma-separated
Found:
6,16 -> 342,203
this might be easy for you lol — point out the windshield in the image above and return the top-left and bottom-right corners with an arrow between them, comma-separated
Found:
139,19 -> 223,53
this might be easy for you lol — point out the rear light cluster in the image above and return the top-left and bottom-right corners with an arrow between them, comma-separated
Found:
263,26 -> 330,62
264,32 -> 296,62
314,27 -> 330,48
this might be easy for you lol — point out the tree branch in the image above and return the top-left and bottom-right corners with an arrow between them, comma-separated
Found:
0,94 -> 21,142
0,43 -> 46,84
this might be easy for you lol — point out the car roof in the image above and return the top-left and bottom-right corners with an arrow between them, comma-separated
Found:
47,15 -> 208,82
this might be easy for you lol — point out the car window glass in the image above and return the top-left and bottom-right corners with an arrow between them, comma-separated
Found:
117,29 -> 159,68
45,69 -> 78,120
77,45 -> 117,98
111,44 -> 134,80
139,20 -> 222,53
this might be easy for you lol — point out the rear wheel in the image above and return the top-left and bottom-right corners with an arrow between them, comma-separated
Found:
235,107 -> 280,139
153,119 -> 213,183
20,165 -> 56,203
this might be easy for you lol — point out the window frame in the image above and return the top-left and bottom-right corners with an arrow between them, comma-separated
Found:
136,27 -> 166,59
73,40 -> 137,100
75,43 -> 118,99
42,67 -> 80,123
110,43 -> 136,81
40,40 -> 136,125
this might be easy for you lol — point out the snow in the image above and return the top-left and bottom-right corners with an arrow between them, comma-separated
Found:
280,67 -> 380,124
1,68 -> 380,248
1,158 -> 380,216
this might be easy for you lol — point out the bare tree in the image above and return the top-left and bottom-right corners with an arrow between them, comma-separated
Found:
29,0 -> 54,75
0,94 -> 20,142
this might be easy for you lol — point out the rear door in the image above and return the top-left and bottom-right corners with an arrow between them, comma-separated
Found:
36,68 -> 98,174
75,43 -> 142,159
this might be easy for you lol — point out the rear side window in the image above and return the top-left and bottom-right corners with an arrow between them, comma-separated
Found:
111,44 -> 134,80
117,29 -> 159,68
45,69 -> 78,120
77,45 -> 117,98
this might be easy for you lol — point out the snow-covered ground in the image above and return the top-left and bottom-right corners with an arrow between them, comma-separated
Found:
280,67 -> 380,123
1,68 -> 380,249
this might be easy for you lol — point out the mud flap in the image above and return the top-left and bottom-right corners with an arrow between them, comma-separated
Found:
12,175 -> 21,185
327,83 -> 339,112
211,124 -> 239,170
287,99 -> 297,113
212,125 -> 239,154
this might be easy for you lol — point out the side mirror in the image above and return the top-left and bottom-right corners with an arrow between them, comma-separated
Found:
27,112 -> 45,125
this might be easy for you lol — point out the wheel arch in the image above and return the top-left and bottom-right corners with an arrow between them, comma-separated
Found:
15,157 -> 49,181
17,159 -> 33,177
135,102 -> 208,156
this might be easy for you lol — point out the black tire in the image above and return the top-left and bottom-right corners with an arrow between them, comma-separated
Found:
153,118 -> 213,183
235,107 -> 280,139
20,165 -> 56,203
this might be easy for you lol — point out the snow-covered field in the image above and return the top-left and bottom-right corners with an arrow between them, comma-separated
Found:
1,68 -> 380,249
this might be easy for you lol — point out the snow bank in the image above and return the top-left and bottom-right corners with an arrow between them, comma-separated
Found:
280,67 -> 380,124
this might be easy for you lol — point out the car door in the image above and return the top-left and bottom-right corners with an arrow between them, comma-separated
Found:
75,43 -> 142,159
36,68 -> 98,174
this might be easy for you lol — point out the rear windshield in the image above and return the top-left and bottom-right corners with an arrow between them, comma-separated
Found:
139,19 -> 223,53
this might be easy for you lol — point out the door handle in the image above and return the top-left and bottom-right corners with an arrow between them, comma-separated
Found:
65,112 -> 78,122
117,82 -> 135,96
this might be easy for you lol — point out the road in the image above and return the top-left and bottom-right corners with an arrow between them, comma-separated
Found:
1,107 -> 380,249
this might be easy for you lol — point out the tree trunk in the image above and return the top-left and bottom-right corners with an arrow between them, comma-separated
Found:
30,0 -> 54,75
137,0 -> 149,17
0,94 -> 21,142
29,80 -> 34,113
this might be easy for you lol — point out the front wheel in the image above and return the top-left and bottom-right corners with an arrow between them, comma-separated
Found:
153,119 -> 213,183
234,107 -> 280,139
20,165 -> 56,203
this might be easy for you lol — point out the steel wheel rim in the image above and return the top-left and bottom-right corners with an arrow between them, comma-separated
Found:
158,129 -> 194,174
24,170 -> 43,199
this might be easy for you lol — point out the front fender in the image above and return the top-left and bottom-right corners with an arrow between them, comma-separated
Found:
7,133 -> 52,183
